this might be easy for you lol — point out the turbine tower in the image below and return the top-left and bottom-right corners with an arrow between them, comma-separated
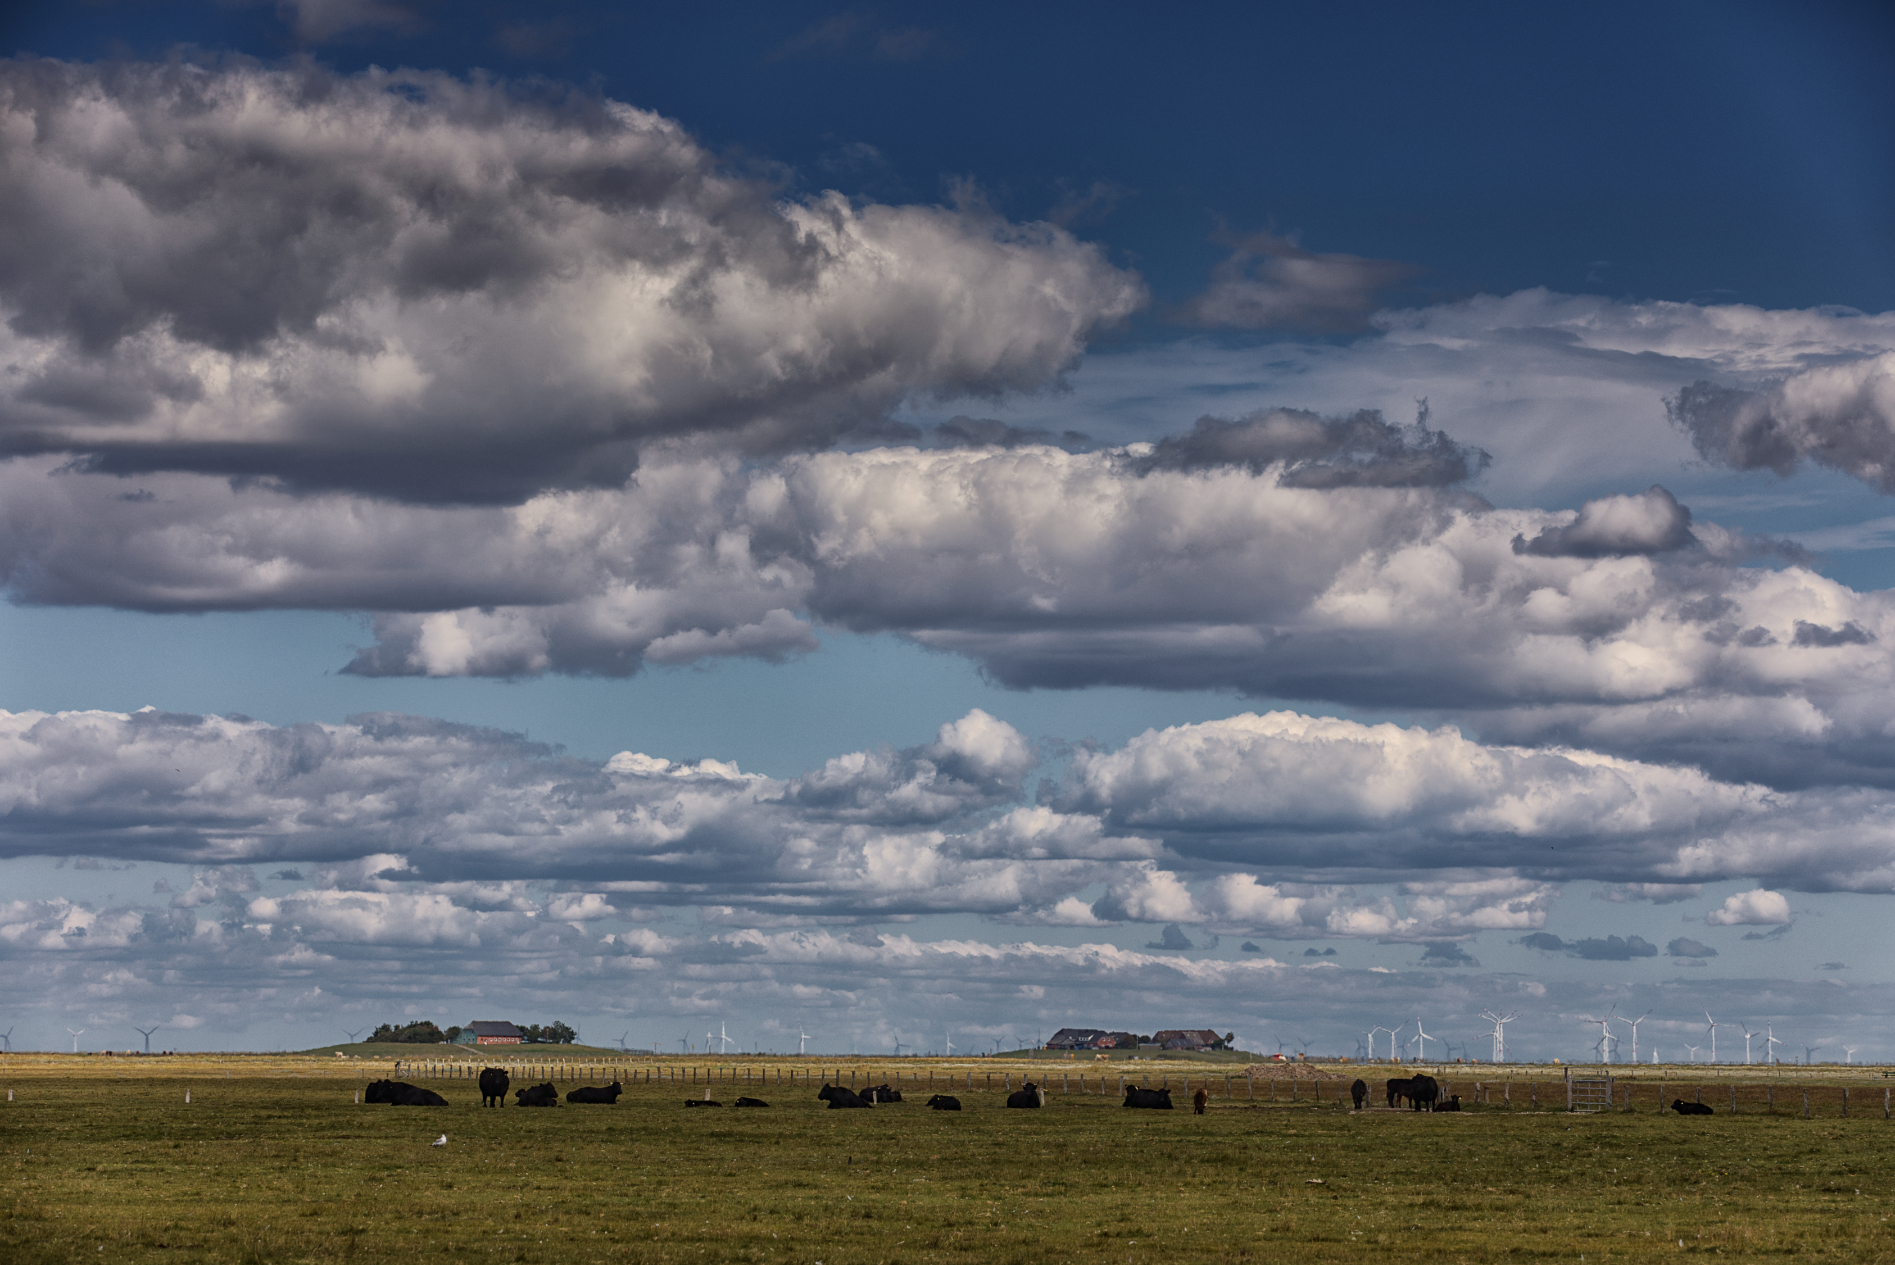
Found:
1409,1018 -> 1434,1062
1763,1023 -> 1783,1065
798,1025 -> 811,1056
1802,1043 -> 1822,1065
615,1031 -> 630,1053
343,1027 -> 365,1044
1740,1024 -> 1758,1065
1683,1043 -> 1700,1063
942,1030 -> 954,1058
0,1027 -> 13,1052
65,1027 -> 85,1054
1367,1026 -> 1392,1062
1582,1007 -> 1616,1063
1480,1010 -> 1518,1064
717,1023 -> 733,1055
1615,1010 -> 1652,1065
1703,1012 -> 1723,1063
1843,1046 -> 1860,1064
133,1024 -> 160,1054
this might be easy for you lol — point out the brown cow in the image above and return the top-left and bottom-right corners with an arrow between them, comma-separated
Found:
1192,1088 -> 1208,1114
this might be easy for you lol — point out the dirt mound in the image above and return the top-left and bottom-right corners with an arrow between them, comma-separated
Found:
1244,1062 -> 1346,1081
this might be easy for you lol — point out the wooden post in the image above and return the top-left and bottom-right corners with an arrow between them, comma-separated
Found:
1530,1082 -> 1537,1109
1271,1078 -> 1277,1102
1226,1072 -> 1232,1099
1803,1090 -> 1810,1119
1842,1088 -> 1849,1118
1767,1085 -> 1772,1111
1292,1078 -> 1298,1102
1063,1073 -> 1068,1094
1504,1081 -> 1510,1108
1566,1066 -> 1573,1112
1730,1085 -> 1737,1115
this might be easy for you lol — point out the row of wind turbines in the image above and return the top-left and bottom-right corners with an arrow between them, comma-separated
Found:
1362,1011 -> 1520,1063
1584,1007 -> 1856,1066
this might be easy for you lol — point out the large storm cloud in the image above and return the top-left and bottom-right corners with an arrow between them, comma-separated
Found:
0,58 -> 1142,501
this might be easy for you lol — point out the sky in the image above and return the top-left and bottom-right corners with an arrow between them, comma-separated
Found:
1,0 -> 1894,1063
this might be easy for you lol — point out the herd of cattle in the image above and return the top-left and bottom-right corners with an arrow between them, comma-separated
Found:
364,1069 -> 1728,1117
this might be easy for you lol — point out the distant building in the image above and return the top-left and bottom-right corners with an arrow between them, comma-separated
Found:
1046,1028 -> 1137,1050
1152,1029 -> 1227,1051
458,1020 -> 523,1046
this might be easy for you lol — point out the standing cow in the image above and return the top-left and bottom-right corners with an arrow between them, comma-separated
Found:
1192,1088 -> 1208,1115
1405,1074 -> 1440,1111
1350,1079 -> 1368,1109
478,1067 -> 510,1108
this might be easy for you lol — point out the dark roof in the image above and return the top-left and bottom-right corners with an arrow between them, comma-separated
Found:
467,1020 -> 522,1037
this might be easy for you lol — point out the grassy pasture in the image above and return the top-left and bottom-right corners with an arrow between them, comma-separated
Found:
3,1057 -> 1893,1264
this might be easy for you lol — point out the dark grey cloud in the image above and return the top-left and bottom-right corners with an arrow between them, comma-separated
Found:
1240,941 -> 1261,952
0,59 -> 1139,503
1129,406 -> 1489,489
1666,937 -> 1719,959
1176,231 -> 1418,332
1417,941 -> 1478,967
1668,354 -> 1895,492
1792,620 -> 1875,648
1569,934 -> 1658,961
1302,946 -> 1337,958
1145,923 -> 1194,951
1518,932 -> 1567,952
1816,961 -> 1847,971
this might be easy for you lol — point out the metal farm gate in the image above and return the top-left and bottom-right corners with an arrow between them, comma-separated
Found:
1567,1076 -> 1611,1112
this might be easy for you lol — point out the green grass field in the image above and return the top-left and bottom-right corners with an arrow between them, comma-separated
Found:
3,1057 -> 1892,1263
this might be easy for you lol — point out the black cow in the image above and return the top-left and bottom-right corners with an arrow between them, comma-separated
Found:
1438,1095 -> 1462,1112
733,1096 -> 771,1108
1351,1078 -> 1368,1109
1386,1078 -> 1412,1108
860,1083 -> 903,1103
1405,1074 -> 1440,1112
1672,1099 -> 1715,1116
478,1067 -> 510,1108
514,1082 -> 558,1107
685,1099 -> 722,1107
1123,1086 -> 1173,1109
566,1082 -> 622,1105
364,1079 -> 447,1106
1006,1081 -> 1044,1108
818,1084 -> 872,1109
926,1095 -> 962,1111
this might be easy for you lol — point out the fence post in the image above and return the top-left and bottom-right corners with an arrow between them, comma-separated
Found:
1803,1090 -> 1810,1119
1530,1082 -> 1537,1109
1843,1088 -> 1849,1118
1566,1066 -> 1573,1112
1226,1072 -> 1232,1099
1248,1074 -> 1253,1100
1730,1085 -> 1737,1115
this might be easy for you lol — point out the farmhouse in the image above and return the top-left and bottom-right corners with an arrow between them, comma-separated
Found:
454,1020 -> 524,1046
1151,1029 -> 1229,1051
1046,1028 -> 1137,1050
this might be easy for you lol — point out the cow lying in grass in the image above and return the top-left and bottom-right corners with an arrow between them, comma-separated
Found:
859,1083 -> 902,1103
926,1095 -> 961,1111
1005,1081 -> 1044,1108
685,1099 -> 721,1107
364,1080 -> 448,1106
1123,1086 -> 1172,1109
1672,1099 -> 1715,1115
514,1083 -> 558,1107
819,1084 -> 871,1109
733,1096 -> 770,1107
566,1082 -> 622,1104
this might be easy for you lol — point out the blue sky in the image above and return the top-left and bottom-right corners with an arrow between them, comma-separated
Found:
0,0 -> 1893,1062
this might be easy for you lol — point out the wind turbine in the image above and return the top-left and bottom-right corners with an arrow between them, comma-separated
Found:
1683,1043 -> 1700,1063
798,1025 -> 811,1056
65,1027 -> 85,1054
1409,1018 -> 1434,1062
892,1033 -> 908,1057
1763,1023 -> 1783,1065
343,1027 -> 365,1044
1581,1005 -> 1617,1063
679,1032 -> 690,1054
133,1024 -> 160,1054
1367,1025 -> 1393,1062
1704,1012 -> 1723,1063
1615,1010 -> 1652,1065
0,1027 -> 12,1052
1843,1046 -> 1860,1064
1739,1024 -> 1759,1065
942,1030 -> 953,1058
716,1023 -> 733,1055
614,1031 -> 630,1053
1480,1011 -> 1518,1064
1802,1043 -> 1823,1065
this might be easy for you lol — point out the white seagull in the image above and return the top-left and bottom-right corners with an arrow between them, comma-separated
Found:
432,1134 -> 447,1147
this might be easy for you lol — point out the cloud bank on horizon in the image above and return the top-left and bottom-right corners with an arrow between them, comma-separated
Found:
2,50 -> 1894,1054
